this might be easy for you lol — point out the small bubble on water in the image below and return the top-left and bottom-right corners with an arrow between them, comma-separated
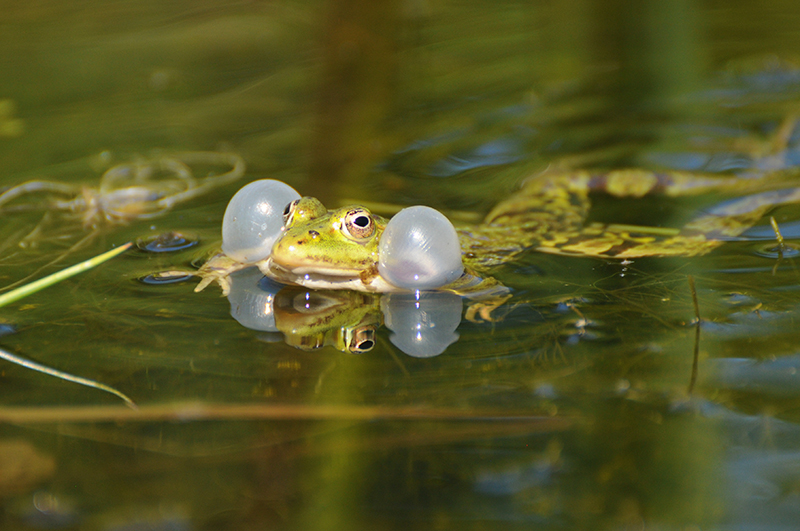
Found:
136,231 -> 199,253
754,243 -> 800,259
139,271 -> 195,285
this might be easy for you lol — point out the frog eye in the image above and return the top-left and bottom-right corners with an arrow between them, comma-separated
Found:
282,199 -> 300,226
342,209 -> 376,240
283,197 -> 327,228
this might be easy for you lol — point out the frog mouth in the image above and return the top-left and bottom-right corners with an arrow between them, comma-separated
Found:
263,255 -> 363,278
259,257 -> 396,292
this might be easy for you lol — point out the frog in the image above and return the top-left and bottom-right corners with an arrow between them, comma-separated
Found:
194,167 -> 800,302
265,197 -> 392,292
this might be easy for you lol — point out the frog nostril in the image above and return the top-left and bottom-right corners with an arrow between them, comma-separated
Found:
309,230 -> 320,238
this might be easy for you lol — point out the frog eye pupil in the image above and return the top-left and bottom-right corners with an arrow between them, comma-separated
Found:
357,340 -> 374,351
283,201 -> 295,217
354,215 -> 369,227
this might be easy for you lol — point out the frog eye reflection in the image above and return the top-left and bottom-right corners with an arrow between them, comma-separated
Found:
343,209 -> 375,240
348,325 -> 377,354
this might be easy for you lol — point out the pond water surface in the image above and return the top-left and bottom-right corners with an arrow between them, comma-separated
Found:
2,1 -> 800,529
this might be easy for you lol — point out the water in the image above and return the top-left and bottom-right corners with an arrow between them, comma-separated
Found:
1,1 -> 800,529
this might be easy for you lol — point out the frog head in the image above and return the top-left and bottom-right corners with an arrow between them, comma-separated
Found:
261,197 -> 394,291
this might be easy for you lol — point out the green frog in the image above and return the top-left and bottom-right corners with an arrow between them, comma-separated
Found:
195,168 -> 800,300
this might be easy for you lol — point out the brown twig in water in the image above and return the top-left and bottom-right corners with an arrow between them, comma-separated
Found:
769,216 -> 786,250
0,401 -> 573,426
769,216 -> 786,276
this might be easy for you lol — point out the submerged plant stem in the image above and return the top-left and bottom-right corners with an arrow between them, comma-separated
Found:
0,242 -> 132,308
0,346 -> 136,408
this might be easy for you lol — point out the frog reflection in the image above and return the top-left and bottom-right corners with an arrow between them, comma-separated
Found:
226,268 -> 462,357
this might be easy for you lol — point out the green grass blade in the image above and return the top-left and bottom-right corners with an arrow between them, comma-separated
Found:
0,242 -> 132,309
